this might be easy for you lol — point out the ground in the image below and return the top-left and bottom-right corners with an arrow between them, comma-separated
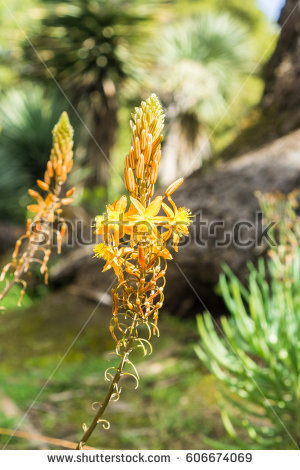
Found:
0,289 -> 227,450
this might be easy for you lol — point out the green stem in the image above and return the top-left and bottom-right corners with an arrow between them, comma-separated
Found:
76,315 -> 138,449
0,268 -> 23,302
0,185 -> 61,304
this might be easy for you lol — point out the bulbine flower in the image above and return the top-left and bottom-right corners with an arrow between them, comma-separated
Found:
0,112 -> 74,305
77,94 -> 192,449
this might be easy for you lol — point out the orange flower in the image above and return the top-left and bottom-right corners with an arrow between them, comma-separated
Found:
94,243 -> 133,276
123,196 -> 164,240
95,195 -> 127,245
161,198 -> 193,251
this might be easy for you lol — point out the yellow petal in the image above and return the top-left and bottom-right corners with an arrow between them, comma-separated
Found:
125,202 -> 138,217
162,202 -> 174,218
130,196 -> 145,215
162,229 -> 172,241
102,261 -> 112,272
107,202 -> 115,211
145,196 -> 162,217
115,195 -> 127,213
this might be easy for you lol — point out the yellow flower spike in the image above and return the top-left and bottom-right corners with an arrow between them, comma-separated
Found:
81,95 -> 191,449
94,243 -> 121,276
0,112 -> 75,306
125,94 -> 164,201
161,200 -> 193,251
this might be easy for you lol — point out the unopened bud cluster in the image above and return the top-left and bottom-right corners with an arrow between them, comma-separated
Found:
0,112 -> 75,305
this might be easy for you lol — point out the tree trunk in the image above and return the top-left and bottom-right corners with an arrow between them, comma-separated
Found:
222,0 -> 300,159
80,80 -> 118,187
160,113 -> 211,186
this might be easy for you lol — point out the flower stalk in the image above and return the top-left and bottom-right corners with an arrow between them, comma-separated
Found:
0,112 -> 74,306
77,94 -> 192,448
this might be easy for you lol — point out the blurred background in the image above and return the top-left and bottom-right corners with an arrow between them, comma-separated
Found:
1,0 -> 300,451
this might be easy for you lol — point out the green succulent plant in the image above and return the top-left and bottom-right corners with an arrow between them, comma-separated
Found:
196,191 -> 300,449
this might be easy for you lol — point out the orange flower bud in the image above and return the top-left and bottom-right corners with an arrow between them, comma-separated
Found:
134,137 -> 141,160
37,180 -> 49,191
60,165 -> 67,182
140,129 -> 146,150
151,135 -> 163,154
60,224 -> 67,239
136,154 -> 144,179
136,118 -> 142,135
27,204 -> 41,213
55,162 -> 61,176
47,160 -> 54,177
66,187 -> 76,197
127,168 -> 136,193
44,171 -> 50,185
143,135 -> 152,164
124,169 -> 129,191
28,189 -> 41,199
129,146 -> 136,169
66,159 -> 73,173
150,160 -> 159,184
61,198 -> 73,205
130,119 -> 135,131
57,223 -> 67,254
152,146 -> 161,164
165,177 -> 184,196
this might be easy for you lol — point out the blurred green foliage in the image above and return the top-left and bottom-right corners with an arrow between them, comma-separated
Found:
0,0 -> 276,221
0,0 -> 39,92
0,87 -> 69,221
0,280 -> 32,310
168,0 -> 276,56
20,0 -> 158,185
196,192 -> 300,449
153,12 -> 256,176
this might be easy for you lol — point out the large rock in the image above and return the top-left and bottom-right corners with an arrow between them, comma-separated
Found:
163,130 -> 300,316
